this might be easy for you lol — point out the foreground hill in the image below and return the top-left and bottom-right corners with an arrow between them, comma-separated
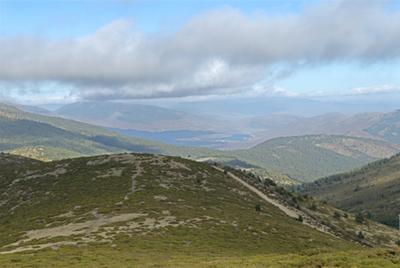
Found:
299,153 -> 400,227
0,153 -> 398,267
225,135 -> 400,182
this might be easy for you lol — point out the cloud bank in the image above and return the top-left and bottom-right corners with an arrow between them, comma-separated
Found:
351,84 -> 400,95
1,0 -> 400,100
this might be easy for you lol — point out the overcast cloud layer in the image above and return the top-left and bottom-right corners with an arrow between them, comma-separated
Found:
1,0 -> 400,100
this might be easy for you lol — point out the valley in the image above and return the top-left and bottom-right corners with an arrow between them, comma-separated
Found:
3,103 -> 400,184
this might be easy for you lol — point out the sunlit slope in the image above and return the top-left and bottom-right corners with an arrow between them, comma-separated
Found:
230,135 -> 399,182
0,153 -> 349,253
0,153 -> 399,266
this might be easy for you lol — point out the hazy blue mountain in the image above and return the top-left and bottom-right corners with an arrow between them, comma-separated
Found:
167,94 -> 400,118
53,100 -> 400,150
169,97 -> 326,118
14,104 -> 52,115
242,112 -> 381,145
365,110 -> 400,144
110,128 -> 250,148
56,101 -> 224,131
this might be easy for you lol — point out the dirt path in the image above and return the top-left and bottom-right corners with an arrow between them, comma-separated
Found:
124,162 -> 142,200
213,166 -> 334,236
131,168 -> 139,192
214,166 -> 299,218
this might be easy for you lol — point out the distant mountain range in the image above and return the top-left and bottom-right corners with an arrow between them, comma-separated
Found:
0,103 -> 215,161
55,101 -> 226,132
299,153 -> 400,227
168,96 -> 400,118
3,102 -> 400,183
53,101 -> 250,149
241,112 -> 379,144
46,100 -> 400,150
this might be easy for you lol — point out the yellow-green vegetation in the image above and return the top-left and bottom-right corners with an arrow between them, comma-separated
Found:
300,153 -> 400,227
0,153 -> 399,266
0,247 -> 399,267
7,146 -> 81,162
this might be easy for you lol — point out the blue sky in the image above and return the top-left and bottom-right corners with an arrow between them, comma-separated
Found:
1,1 -> 314,36
1,0 -> 400,105
279,61 -> 400,96
0,0 -> 312,37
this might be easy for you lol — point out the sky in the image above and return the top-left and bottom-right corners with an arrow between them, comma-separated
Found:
1,0 -> 400,106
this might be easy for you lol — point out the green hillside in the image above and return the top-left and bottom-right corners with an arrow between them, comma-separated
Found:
0,103 -> 212,161
0,103 -> 111,136
0,117 -> 119,158
299,153 -> 400,227
228,135 -> 400,182
0,153 -> 398,267
193,135 -> 400,183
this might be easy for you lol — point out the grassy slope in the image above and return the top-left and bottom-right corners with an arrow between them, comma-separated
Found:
0,117 -> 121,159
191,134 -> 400,183
0,103 -> 212,161
299,153 -> 400,227
0,247 -> 399,267
0,103 -> 111,136
229,135 -> 400,182
0,153 -> 399,267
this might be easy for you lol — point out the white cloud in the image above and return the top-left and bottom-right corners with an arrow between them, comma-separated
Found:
1,0 -> 400,100
351,84 -> 400,95
252,84 -> 299,97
